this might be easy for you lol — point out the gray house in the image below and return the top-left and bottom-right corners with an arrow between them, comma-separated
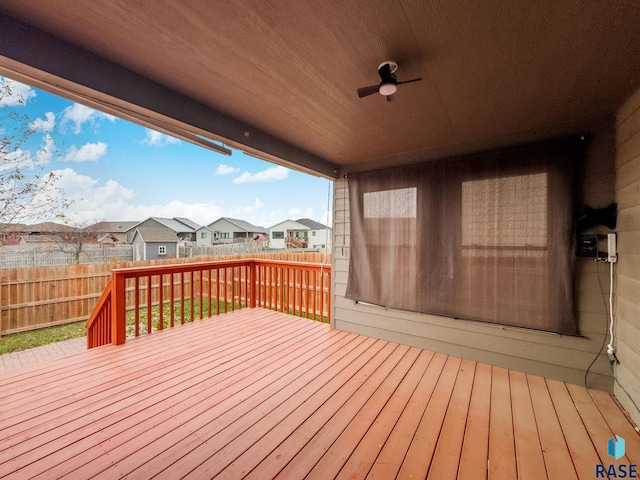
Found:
131,227 -> 178,261
195,225 -> 216,247
207,217 -> 268,244
89,221 -> 140,244
126,217 -> 200,243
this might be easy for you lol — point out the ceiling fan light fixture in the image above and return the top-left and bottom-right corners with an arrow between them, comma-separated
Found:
379,83 -> 397,96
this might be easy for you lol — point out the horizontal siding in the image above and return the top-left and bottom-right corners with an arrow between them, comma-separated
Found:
614,86 -> 640,426
331,131 -> 618,391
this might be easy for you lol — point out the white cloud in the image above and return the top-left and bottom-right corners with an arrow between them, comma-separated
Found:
64,142 -> 108,162
233,166 -> 289,184
0,77 -> 37,106
215,164 -> 240,175
254,197 -> 264,208
30,112 -> 56,132
287,207 -> 314,218
60,103 -> 116,134
46,168 -> 137,222
141,128 -> 180,146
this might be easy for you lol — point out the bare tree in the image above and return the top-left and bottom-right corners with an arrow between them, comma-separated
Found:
47,218 -> 101,264
0,77 -> 70,227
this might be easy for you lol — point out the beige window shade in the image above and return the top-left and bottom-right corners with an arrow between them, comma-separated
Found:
346,139 -> 581,334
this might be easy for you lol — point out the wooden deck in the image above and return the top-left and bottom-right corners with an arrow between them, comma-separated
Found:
0,308 -> 638,479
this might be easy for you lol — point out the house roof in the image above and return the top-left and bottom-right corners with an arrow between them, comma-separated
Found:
173,217 -> 201,230
296,218 -> 328,230
133,227 -> 179,243
128,217 -> 199,234
20,234 -> 64,243
152,217 -> 198,233
2,222 -> 75,234
1,3 -> 640,176
209,217 -> 268,234
89,221 -> 140,233
268,219 -> 308,231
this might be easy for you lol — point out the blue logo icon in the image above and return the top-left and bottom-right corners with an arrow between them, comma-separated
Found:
608,435 -> 626,460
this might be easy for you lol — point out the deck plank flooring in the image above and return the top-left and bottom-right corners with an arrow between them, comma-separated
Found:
0,308 -> 638,479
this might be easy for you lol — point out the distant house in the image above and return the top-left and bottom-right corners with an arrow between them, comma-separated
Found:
126,217 -> 200,244
19,234 -> 65,246
131,227 -> 179,261
89,221 -> 140,245
195,226 -> 216,247
1,222 -> 75,245
269,218 -> 331,250
207,217 -> 268,244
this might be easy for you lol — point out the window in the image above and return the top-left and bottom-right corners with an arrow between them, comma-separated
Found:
200,232 -> 207,239
158,245 -> 166,255
312,231 -> 316,236
363,187 -> 417,218
273,231 -> 284,239
461,173 -> 547,257
221,232 -> 229,239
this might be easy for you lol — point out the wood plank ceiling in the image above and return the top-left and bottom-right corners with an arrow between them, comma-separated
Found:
1,0 -> 640,177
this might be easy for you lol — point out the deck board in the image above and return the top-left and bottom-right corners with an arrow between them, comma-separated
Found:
457,362 -> 491,479
489,366 -> 517,479
0,308 -> 639,479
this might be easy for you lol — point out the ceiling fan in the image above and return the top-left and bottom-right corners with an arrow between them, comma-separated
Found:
357,61 -> 422,102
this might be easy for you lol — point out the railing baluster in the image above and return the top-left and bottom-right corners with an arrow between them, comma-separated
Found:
134,277 -> 140,337
208,269 -> 212,317
170,272 -> 175,328
292,268 -> 297,316
312,271 -> 317,321
278,267 -> 284,313
319,269 -> 325,323
223,268 -> 228,313
190,271 -> 195,321
305,270 -> 310,318
180,272 -> 185,324
199,269 -> 204,319
146,275 -> 152,334
158,273 -> 164,330
215,268 -> 220,315
231,267 -> 236,312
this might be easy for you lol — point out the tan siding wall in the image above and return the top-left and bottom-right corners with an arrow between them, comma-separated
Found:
331,132 -> 617,391
615,88 -> 640,425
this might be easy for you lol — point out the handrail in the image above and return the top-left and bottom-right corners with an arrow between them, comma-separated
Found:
86,259 -> 331,348
86,278 -> 113,348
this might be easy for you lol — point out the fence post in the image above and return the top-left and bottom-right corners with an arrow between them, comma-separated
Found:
111,270 -> 127,345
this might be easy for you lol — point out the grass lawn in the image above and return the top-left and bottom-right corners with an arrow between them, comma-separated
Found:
0,321 -> 87,355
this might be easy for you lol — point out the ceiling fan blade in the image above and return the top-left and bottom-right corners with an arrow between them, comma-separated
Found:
357,84 -> 380,98
378,62 -> 392,82
397,77 -> 422,86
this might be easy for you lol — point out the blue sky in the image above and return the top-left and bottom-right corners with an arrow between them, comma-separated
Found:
1,77 -> 332,228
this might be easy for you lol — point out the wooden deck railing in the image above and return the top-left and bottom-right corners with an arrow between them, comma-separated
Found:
86,259 -> 331,348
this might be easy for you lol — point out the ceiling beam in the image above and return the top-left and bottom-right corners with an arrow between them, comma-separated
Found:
0,14 -> 339,179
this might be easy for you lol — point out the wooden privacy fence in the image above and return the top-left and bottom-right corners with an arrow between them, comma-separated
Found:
87,259 -> 332,348
0,252 -> 330,337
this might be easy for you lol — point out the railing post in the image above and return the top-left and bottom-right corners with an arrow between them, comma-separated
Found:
111,270 -> 126,345
249,261 -> 256,308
